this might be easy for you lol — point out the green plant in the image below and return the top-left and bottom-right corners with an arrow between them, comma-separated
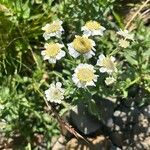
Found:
0,0 -> 149,149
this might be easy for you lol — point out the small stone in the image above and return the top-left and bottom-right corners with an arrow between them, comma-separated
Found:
141,136 -> 150,149
106,118 -> 114,128
52,135 -> 66,150
142,105 -> 150,118
114,125 -> 120,131
66,135 -> 112,150
114,111 -> 121,117
115,110 -> 126,118
110,132 -> 124,147
66,138 -> 78,149
113,110 -> 126,129
136,143 -> 143,149
122,116 -> 127,122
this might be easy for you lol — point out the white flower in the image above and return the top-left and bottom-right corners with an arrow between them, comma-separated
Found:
105,77 -> 116,85
45,82 -> 64,104
119,39 -> 130,48
81,20 -> 106,36
117,29 -> 134,41
42,20 -> 64,40
97,54 -> 117,74
72,64 -> 98,88
41,43 -> 65,63
67,35 -> 96,59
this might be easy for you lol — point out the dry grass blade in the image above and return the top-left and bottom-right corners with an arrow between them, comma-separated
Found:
40,90 -> 89,143
125,0 -> 150,29
50,105 -> 90,144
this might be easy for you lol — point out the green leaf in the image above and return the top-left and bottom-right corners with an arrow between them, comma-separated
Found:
112,10 -> 124,28
22,0 -> 30,19
123,90 -> 128,98
124,52 -> 138,66
143,48 -> 150,57
88,99 -> 99,118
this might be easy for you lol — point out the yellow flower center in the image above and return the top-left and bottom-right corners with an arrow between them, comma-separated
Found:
102,58 -> 116,71
46,22 -> 61,33
45,43 -> 60,57
52,89 -> 62,100
85,21 -> 101,30
105,77 -> 115,85
119,39 -> 129,48
77,68 -> 94,82
72,36 -> 92,54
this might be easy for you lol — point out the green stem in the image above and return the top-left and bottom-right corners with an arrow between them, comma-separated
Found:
58,38 -> 75,62
124,76 -> 140,90
49,71 -> 65,82
109,47 -> 119,56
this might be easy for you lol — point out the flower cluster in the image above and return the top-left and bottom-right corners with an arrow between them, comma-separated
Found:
68,35 -> 96,59
41,20 -> 66,64
41,20 -> 133,103
117,29 -> 134,48
81,20 -> 106,36
41,43 -> 65,63
45,82 -> 64,104
42,20 -> 64,40
72,64 -> 98,88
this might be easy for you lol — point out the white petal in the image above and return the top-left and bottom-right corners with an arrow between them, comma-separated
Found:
98,54 -> 105,60
90,39 -> 96,46
43,55 -> 50,60
92,47 -> 96,51
45,89 -> 50,95
55,31 -> 62,38
72,75 -> 79,84
55,99 -> 62,104
59,44 -> 64,48
83,51 -> 94,59
127,34 -> 134,40
92,30 -> 102,36
97,54 -> 105,65
86,81 -> 95,86
110,56 -> 115,62
56,20 -> 63,25
60,50 -> 66,57
56,50 -> 65,60
41,50 -> 46,56
105,77 -> 116,85
48,58 -> 56,63
43,33 -> 50,40
83,30 -> 91,36
93,75 -> 98,82
49,32 -> 56,37
81,26 -> 85,31
44,43 -> 49,48
68,47 -> 80,58
42,24 -> 50,31
124,30 -> 129,34
99,67 -> 107,73
107,69 -> 113,74
100,26 -> 106,31
99,30 -> 104,36
77,82 -> 86,88
50,83 -> 55,89
56,82 -> 62,88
